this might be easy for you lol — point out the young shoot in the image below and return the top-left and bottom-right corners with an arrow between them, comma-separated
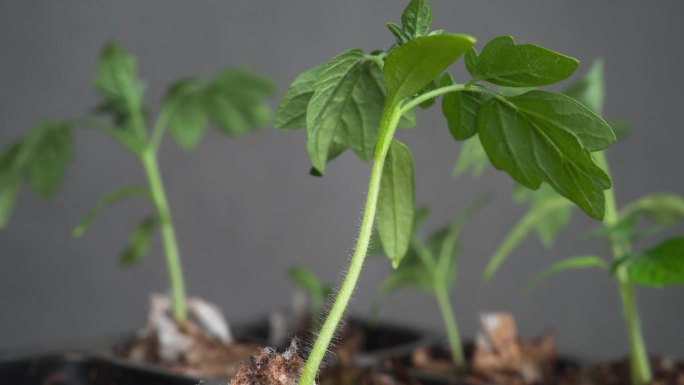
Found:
371,197 -> 489,366
276,0 -> 615,383
288,266 -> 333,332
0,41 -> 274,323
479,60 -> 684,385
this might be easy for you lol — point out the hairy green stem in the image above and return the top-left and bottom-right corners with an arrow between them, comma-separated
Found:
298,102 -> 403,385
141,150 -> 187,322
434,281 -> 464,365
595,152 -> 652,385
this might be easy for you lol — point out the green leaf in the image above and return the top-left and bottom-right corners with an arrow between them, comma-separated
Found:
377,140 -> 416,267
384,34 -> 476,103
620,194 -> 684,227
400,0 -> 432,39
93,42 -> 145,115
397,107 -> 417,129
609,120 -> 631,140
515,184 -> 573,248
452,136 -> 488,179
288,266 -> 331,303
0,143 -> 24,229
306,50 -> 385,173
563,59 -> 604,114
275,63 -> 327,130
477,90 -> 615,219
378,264 -> 433,295
483,193 -> 573,283
387,23 -> 410,46
22,122 -> 73,198
441,73 -> 489,140
203,68 -> 275,136
0,171 -> 20,230
467,36 -> 579,87
623,237 -> 684,287
527,255 -> 608,291
164,78 -> 208,150
73,186 -> 151,237
590,215 -> 638,240
119,216 -> 158,266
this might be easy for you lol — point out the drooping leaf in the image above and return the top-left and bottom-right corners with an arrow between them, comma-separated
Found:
203,68 -> 275,136
563,59 -> 605,114
305,50 -> 385,173
466,36 -> 579,87
441,73 -> 489,140
619,194 -> 684,227
275,63 -> 327,130
400,0 -> 432,39
622,237 -> 684,287
22,122 -> 74,198
119,216 -> 158,266
453,136 -> 488,179
477,90 -> 615,219
306,51 -> 389,174
527,255 -> 608,291
164,78 -> 208,150
384,34 -> 475,103
73,186 -> 151,237
483,193 -> 573,282
162,68 -> 273,148
377,140 -> 415,267
93,42 -> 145,121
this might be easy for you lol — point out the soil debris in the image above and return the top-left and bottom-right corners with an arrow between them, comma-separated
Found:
122,294 -> 259,378
230,339 -> 306,385
472,312 -> 556,384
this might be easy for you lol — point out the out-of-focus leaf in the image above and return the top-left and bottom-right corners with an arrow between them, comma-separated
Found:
527,255 -> 608,291
119,216 -> 158,266
73,186 -> 151,237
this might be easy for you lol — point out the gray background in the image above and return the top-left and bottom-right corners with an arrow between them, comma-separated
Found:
1,0 -> 682,362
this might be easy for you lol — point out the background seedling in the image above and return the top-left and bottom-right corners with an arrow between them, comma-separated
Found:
288,266 -> 333,332
0,41 -> 274,323
276,0 -> 615,383
479,60 -> 684,385
371,196 -> 489,366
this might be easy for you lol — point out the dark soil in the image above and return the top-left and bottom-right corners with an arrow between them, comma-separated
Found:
119,320 -> 259,379
396,345 -> 684,385
587,356 -> 684,385
400,344 -> 582,385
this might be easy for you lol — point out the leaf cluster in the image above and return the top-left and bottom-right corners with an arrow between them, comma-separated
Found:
531,209 -> 684,290
470,58 -> 684,290
1,41 -> 274,266
277,0 -> 616,272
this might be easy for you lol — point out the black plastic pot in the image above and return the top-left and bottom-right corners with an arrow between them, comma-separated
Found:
0,350 -> 227,385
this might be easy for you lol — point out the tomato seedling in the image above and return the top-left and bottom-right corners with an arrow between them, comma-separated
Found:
276,0 -> 615,383
0,41 -> 274,323
480,60 -> 684,385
